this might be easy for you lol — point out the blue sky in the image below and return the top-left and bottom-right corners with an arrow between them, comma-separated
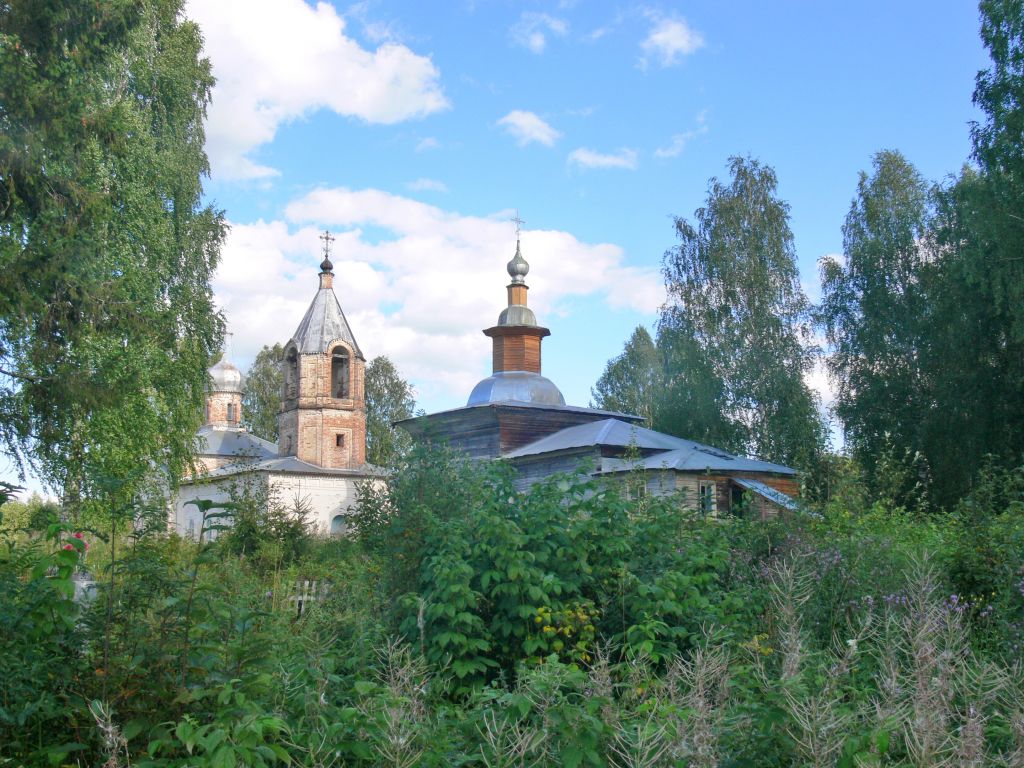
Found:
188,0 -> 988,423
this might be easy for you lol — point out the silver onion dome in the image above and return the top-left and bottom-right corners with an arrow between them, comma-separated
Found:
467,371 -> 565,406
208,357 -> 245,393
506,240 -> 529,284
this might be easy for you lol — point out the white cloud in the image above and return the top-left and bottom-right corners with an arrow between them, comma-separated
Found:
567,147 -> 639,170
497,110 -> 562,146
510,12 -> 568,53
345,1 -> 401,43
654,110 -> 709,158
185,0 -> 449,180
405,178 -> 449,193
215,189 -> 661,411
640,13 -> 704,69
415,137 -> 441,152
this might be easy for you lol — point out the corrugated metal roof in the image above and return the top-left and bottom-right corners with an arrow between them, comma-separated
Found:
196,426 -> 278,460
506,417 -> 796,476
733,477 -> 799,510
291,287 -> 363,358
394,401 -> 643,428
599,447 -> 795,475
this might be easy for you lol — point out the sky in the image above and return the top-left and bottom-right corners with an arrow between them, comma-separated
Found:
190,0 -> 987,424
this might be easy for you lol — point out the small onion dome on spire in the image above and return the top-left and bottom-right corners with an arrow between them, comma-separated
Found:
507,240 -> 529,284
319,229 -> 335,273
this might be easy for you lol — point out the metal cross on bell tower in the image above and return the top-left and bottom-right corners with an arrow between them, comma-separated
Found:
319,230 -> 336,274
319,230 -> 335,259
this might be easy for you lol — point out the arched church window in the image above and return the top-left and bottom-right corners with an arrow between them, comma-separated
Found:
285,348 -> 298,398
331,514 -> 348,536
331,348 -> 350,399
227,403 -> 235,423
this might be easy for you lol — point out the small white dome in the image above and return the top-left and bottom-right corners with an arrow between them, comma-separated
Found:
208,358 -> 244,393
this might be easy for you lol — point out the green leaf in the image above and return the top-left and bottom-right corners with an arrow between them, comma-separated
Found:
875,730 -> 890,755
353,680 -> 378,696
562,744 -> 584,768
123,719 -> 147,742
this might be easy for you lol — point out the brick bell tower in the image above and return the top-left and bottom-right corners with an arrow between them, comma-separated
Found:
277,231 -> 367,468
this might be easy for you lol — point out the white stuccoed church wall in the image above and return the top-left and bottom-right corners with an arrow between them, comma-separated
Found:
172,473 -> 265,539
171,471 -> 383,539
266,473 -> 377,536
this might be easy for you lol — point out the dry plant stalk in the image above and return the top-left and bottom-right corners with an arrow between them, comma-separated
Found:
609,717 -> 670,768
361,639 -> 429,768
585,643 -> 617,729
89,699 -> 129,768
282,629 -> 344,768
996,665 -> 1024,768
901,563 -> 963,766
768,558 -> 812,681
608,707 -> 671,768
477,709 -> 544,768
665,636 -> 730,768
783,691 -> 849,768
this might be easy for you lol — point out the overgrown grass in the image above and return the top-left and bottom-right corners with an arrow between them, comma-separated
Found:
2,452 -> 1024,765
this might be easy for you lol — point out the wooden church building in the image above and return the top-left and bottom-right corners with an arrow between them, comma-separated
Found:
398,238 -> 799,518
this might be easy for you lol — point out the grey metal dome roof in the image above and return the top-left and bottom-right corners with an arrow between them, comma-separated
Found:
467,371 -> 565,407
497,305 -> 538,327
209,358 -> 244,393
291,286 -> 363,358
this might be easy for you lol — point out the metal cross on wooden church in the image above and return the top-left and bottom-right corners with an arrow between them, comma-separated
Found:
511,210 -> 525,239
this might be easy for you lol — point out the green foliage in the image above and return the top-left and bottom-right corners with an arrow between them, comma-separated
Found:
659,156 -> 825,470
242,344 -> 284,443
816,6 -> 1024,509
4,449 -> 1024,765
590,325 -> 662,423
219,478 -> 314,571
0,0 -> 225,500
0,491 -> 60,534
654,319 -> 741,450
818,150 -> 938,507
355,446 -> 759,692
0,512 -> 89,759
365,355 -> 416,467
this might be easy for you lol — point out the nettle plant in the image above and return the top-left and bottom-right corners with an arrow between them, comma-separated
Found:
0,482 -> 92,760
353,446 -> 758,692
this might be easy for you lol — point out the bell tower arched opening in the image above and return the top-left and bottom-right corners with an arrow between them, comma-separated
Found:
331,347 -> 350,399
284,347 -> 299,399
